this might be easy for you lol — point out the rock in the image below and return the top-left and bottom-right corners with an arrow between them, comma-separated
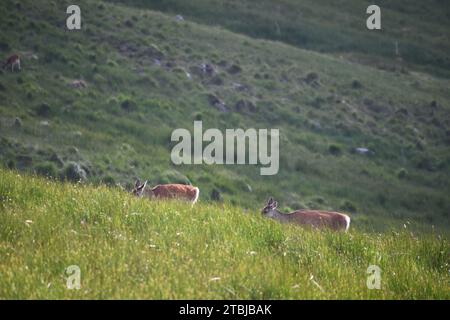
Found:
207,94 -> 228,112
14,117 -> 22,127
209,75 -> 224,85
49,153 -> 64,167
227,64 -> 242,75
64,161 -> 87,182
232,82 -> 250,92
201,63 -> 215,76
211,189 -> 223,202
175,15 -> 184,21
69,80 -> 87,89
16,155 -> 33,169
304,72 -> 320,88
234,99 -> 257,113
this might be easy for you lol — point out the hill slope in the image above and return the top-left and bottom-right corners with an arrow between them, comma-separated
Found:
0,0 -> 449,233
0,169 -> 448,299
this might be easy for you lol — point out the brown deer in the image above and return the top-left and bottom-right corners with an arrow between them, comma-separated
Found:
3,54 -> 21,72
261,197 -> 350,232
132,180 -> 199,205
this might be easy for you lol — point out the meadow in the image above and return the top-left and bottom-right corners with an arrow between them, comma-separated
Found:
0,169 -> 448,299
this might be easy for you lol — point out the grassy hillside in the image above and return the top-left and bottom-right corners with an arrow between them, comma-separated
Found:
0,0 -> 449,235
113,0 -> 450,78
0,169 -> 448,299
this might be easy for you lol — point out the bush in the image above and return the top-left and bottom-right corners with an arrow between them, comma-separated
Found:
35,162 -> 58,178
352,80 -> 363,89
339,200 -> 357,213
102,175 -> 116,186
328,144 -> 342,156
120,98 -> 138,112
397,168 -> 408,179
35,103 -> 53,117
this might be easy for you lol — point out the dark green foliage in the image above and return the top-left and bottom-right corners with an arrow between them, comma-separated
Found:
328,144 -> 342,156
340,200 -> 357,213
35,162 -> 58,178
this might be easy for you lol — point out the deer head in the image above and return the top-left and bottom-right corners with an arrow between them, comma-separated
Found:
131,179 -> 148,197
261,197 -> 278,218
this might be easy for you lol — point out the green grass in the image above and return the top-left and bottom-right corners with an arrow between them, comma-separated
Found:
0,169 -> 448,299
0,0 -> 449,234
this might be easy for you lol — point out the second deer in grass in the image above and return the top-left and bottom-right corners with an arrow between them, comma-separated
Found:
3,54 -> 21,72
261,197 -> 350,232
132,180 -> 200,205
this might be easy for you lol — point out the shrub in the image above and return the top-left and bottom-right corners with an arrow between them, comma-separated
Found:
340,200 -> 357,213
211,189 -> 223,201
397,168 -> 408,179
35,103 -> 53,117
35,162 -> 58,178
102,175 -> 115,186
352,80 -> 363,89
120,98 -> 138,112
328,144 -> 342,156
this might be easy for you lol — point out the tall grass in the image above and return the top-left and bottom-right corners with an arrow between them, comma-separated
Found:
0,169 -> 448,299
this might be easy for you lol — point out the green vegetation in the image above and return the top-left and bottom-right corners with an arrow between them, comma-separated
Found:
0,169 -> 448,299
1,0 -> 449,234
0,0 -> 449,298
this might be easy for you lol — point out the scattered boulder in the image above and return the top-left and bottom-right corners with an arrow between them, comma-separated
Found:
227,64 -> 242,75
189,65 -> 204,77
141,44 -> 165,60
209,75 -> 224,86
69,79 -> 87,89
304,72 -> 320,87
351,80 -> 362,89
234,99 -> 257,113
232,82 -> 250,92
430,100 -> 438,108
16,155 -> 33,169
201,63 -> 215,76
363,98 -> 387,114
211,189 -> 223,202
35,103 -> 53,117
175,15 -> 184,21
49,152 -> 64,167
207,94 -> 228,112
395,108 -> 408,116
14,117 -> 22,128
355,147 -> 369,154
63,161 -> 87,182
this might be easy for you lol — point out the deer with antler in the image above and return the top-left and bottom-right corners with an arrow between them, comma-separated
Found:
132,179 -> 200,205
261,197 -> 351,232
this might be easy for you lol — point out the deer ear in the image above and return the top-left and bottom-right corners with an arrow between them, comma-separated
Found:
140,180 -> 148,190
272,201 -> 278,209
267,197 -> 274,205
135,179 -> 141,188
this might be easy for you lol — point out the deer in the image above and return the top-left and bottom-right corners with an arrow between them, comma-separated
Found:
132,179 -> 200,205
261,197 -> 350,232
3,54 -> 21,72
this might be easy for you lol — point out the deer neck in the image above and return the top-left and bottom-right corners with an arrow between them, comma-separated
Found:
268,209 -> 291,223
